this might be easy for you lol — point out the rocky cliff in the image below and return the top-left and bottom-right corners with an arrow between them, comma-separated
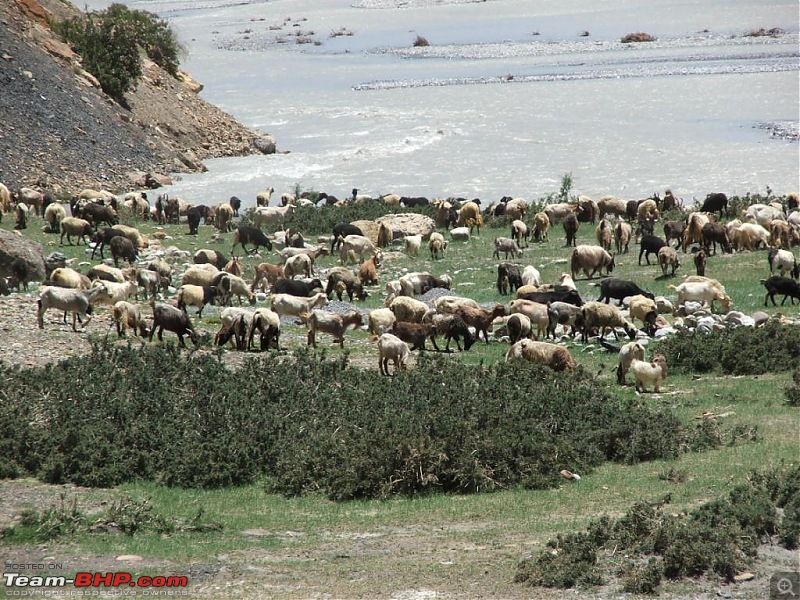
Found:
0,0 -> 275,194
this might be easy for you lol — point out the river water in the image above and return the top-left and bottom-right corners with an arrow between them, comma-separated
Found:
85,0 -> 799,207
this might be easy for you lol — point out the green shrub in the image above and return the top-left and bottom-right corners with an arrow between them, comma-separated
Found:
657,322 -> 800,375
53,3 -> 182,102
620,557 -> 662,594
786,370 -> 800,406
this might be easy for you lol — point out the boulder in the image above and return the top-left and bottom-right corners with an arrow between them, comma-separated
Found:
0,229 -> 46,282
376,213 -> 436,239
350,220 -> 381,245
253,134 -> 277,155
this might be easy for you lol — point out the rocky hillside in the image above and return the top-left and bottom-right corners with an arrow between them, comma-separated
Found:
0,0 -> 275,194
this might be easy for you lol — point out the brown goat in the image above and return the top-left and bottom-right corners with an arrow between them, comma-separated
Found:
455,303 -> 507,344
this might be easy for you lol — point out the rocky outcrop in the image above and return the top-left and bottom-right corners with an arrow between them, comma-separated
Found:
0,228 -> 46,282
0,0 -> 276,194
377,213 -> 436,239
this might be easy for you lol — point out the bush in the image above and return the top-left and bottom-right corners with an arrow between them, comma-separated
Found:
657,321 -> 800,375
786,370 -> 800,406
0,344 -> 696,499
53,3 -> 182,103
621,32 -> 656,43
413,35 -> 430,47
515,466 -> 798,590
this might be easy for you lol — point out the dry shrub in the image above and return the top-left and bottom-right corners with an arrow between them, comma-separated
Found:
413,34 -> 429,47
621,32 -> 656,43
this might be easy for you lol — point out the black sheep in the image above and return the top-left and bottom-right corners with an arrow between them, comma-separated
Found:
150,303 -> 198,348
563,213 -> 579,247
638,234 -> 667,265
90,228 -> 126,259
331,222 -> 364,252
272,278 -> 323,297
597,278 -> 655,304
231,226 -> 273,255
700,192 -> 728,218
497,262 -> 522,295
762,276 -> 800,306
109,236 -> 138,268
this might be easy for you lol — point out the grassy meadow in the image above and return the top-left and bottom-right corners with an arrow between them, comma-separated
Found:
1,194 -> 798,598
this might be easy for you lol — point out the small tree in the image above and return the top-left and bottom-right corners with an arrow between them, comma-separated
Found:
559,172 -> 574,202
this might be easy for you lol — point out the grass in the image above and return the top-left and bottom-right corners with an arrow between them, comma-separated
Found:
1,198 -> 798,597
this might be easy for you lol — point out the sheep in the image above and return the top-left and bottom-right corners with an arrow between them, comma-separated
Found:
249,307 -> 281,351
217,273 -> 256,306
111,224 -> 148,249
596,219 -> 613,251
14,187 -> 44,216
122,192 -> 150,220
378,333 -> 410,376
506,313 -> 532,343
135,268 -> 165,300
150,302 -> 198,348
376,221 -> 394,248
404,234 -> 422,257
617,341 -> 647,385
456,201 -> 483,234
580,301 -> 638,343
682,212 -> 713,252
609,221 -> 631,256
571,245 -> 615,280
735,223 -> 771,251
368,307 -> 397,337
455,303 -> 508,344
744,203 -> 785,227
493,237 -> 523,260
331,222 -> 365,251
223,257 -> 243,278
215,313 -> 250,350
521,265 -> 541,288
546,301 -> 583,339
213,202 -> 234,232
92,279 -> 138,306
272,278 -> 324,297
37,284 -> 112,331
432,295 -> 482,314
194,249 -> 229,269
44,202 -> 66,233
509,298 -> 549,339
284,254 -> 312,279
112,301 -> 149,337
251,263 -> 284,292
575,196 -> 599,224
627,294 -> 658,336
497,263 -> 523,295
252,204 -> 295,230
110,236 -> 138,268
543,202 -> 574,224
14,202 -> 28,230
338,234 -> 381,265
597,196 -> 628,220
636,198 -> 659,223
307,307 -> 365,348
428,235 -> 447,260
388,320 -> 439,352
658,246 -> 681,277
531,211 -> 550,243
8,257 -> 30,292
639,234 -> 667,266
663,220 -> 685,250
270,292 -> 329,321
182,264 -> 220,287
49,267 -> 91,290
630,354 -> 668,393
770,220 -> 797,250
325,267 -> 368,302
667,280 -> 731,313
761,276 -> 800,306
422,310 -> 475,352
701,222 -> 732,255
78,201 -> 119,229
700,193 -> 728,218
562,213 -> 579,247
399,272 -> 452,297
597,278 -> 654,304
694,248 -> 707,276
505,339 -> 576,371
389,296 -> 430,323
177,284 -> 221,317
86,264 -> 127,284
510,220 -> 530,248
59,217 -> 94,246
768,249 -> 799,279
231,226 -> 273,255
256,187 -> 275,206
355,255 -> 379,287
0,182 -> 11,213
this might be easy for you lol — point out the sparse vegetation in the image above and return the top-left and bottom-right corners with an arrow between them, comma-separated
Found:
621,32 -> 657,43
413,34 -> 430,47
745,27 -> 783,37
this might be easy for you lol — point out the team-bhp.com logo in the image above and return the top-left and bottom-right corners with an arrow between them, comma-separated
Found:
4,572 -> 188,595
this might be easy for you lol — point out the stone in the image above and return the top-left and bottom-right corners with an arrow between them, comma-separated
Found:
376,213 -> 436,239
252,134 -> 277,155
0,229 -> 46,282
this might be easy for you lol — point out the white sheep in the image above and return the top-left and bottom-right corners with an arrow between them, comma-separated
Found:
49,267 -> 91,290
580,301 -> 638,343
627,294 -> 658,335
571,245 -> 615,279
493,236 -> 523,259
176,284 -> 220,317
112,301 -> 149,337
505,339 -> 577,371
630,354 -> 668,393
37,285 -> 112,331
270,292 -> 329,321
432,295 -> 482,314
368,307 -> 397,338
769,249 -> 798,278
181,264 -> 220,287
253,204 -> 296,229
616,341 -> 646,385
338,234 -> 381,265
384,280 -> 403,307
284,254 -> 312,279
521,265 -> 541,287
378,333 -> 410,376
389,296 -> 430,323
668,279 -> 731,313
92,279 -> 138,306
249,307 -> 281,351
404,234 -> 422,257
221,274 -> 256,306
59,217 -> 94,246
509,298 -> 549,339
44,202 -> 66,233
658,246 -> 681,277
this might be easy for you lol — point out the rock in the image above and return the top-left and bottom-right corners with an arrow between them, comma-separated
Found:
115,555 -> 143,562
733,572 -> 755,582
450,227 -> 470,241
350,220 -> 381,245
41,38 -> 74,62
0,229 -> 46,282
177,70 -> 204,93
252,134 -> 277,155
150,173 -> 173,187
377,213 -> 436,239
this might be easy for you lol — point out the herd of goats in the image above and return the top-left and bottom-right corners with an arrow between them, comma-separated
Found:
1,182 -> 799,383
